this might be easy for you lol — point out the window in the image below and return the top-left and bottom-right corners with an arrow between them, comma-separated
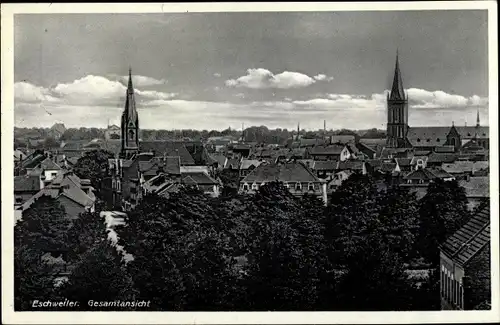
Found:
427,139 -> 430,142
117,180 -> 121,192
308,182 -> 315,191
417,138 -> 421,142
51,172 -> 58,177
15,197 -> 23,204
112,179 -> 116,189
284,182 -> 289,189
251,182 -> 258,190
242,183 -> 249,191
295,182 -> 302,190
128,129 -> 135,140
437,138 -> 440,142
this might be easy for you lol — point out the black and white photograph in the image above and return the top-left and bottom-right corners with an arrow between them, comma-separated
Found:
2,2 -> 499,324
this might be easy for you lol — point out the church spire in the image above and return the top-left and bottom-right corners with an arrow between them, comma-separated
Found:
389,50 -> 405,101
476,109 -> 480,127
124,67 -> 138,123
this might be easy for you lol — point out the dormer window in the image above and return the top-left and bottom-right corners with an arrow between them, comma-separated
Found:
436,138 -> 440,142
295,182 -> 302,190
242,183 -> 249,191
417,138 -> 421,142
284,182 -> 289,189
251,182 -> 258,190
427,139 -> 430,142
467,133 -> 471,136
308,182 -> 314,191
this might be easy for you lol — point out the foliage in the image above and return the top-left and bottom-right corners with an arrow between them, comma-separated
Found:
116,189 -> 238,310
15,196 -> 72,255
14,196 -> 71,310
417,179 -> 470,264
73,149 -> 114,196
65,211 -> 108,263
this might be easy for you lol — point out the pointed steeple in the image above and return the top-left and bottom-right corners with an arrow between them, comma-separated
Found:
389,50 -> 405,101
476,109 -> 480,127
124,67 -> 138,124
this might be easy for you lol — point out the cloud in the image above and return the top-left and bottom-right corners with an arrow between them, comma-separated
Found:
14,77 -> 489,132
14,82 -> 58,103
119,75 -> 166,87
313,74 -> 334,82
16,75 -> 177,108
213,73 -> 222,77
225,68 -> 319,89
406,88 -> 488,109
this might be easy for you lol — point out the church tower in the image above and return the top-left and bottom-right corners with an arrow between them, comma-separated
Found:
386,51 -> 409,148
120,68 -> 140,159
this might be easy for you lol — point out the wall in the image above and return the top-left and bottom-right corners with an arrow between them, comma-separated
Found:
58,195 -> 86,220
440,252 -> 465,310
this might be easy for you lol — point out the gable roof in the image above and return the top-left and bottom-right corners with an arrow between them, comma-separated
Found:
138,156 -> 181,177
182,172 -> 218,185
330,135 -> 355,144
403,168 -> 440,180
40,157 -> 62,171
407,126 -> 451,147
14,175 -> 41,192
426,152 -> 459,164
442,161 -> 489,174
242,162 -> 322,183
309,144 -> 345,155
337,160 -> 364,171
139,141 -> 195,165
440,204 -> 490,266
240,159 -> 262,170
312,160 -> 337,171
455,126 -> 489,139
459,176 -> 490,198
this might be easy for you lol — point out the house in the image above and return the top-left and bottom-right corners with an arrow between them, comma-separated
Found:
426,152 -> 459,167
311,160 -> 337,179
15,149 -> 46,176
16,171 -> 95,221
439,204 -> 490,310
356,142 -> 378,159
307,144 -> 351,161
14,149 -> 27,163
459,176 -> 490,211
327,170 -> 353,192
409,156 -> 428,171
14,173 -> 44,208
48,123 -> 66,140
442,161 -> 489,180
38,157 -> 64,183
104,124 -> 121,140
330,135 -> 355,145
140,141 -> 196,166
239,159 -> 263,179
239,162 -> 327,204
181,172 -> 220,197
336,160 -> 367,175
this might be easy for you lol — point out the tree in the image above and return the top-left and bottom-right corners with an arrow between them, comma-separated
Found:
14,196 -> 71,310
58,241 -> 136,310
73,149 -> 114,197
417,179 -> 470,264
116,190 -> 238,310
15,195 -> 71,256
241,182 -> 328,310
65,211 -> 108,263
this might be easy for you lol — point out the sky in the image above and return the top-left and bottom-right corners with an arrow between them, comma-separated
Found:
14,10 -> 489,131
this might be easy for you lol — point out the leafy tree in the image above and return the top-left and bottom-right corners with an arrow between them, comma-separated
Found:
14,196 -> 71,310
116,190 -> 237,310
14,244 -> 59,311
417,179 -> 470,264
242,183 -> 328,310
73,149 -> 114,197
65,210 -> 108,263
15,195 -> 71,256
58,240 -> 136,310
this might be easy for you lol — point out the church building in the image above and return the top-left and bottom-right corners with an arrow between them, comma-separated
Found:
120,68 -> 140,159
386,53 -> 489,152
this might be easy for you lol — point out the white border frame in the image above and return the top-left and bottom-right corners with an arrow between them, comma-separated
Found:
2,2 -> 498,324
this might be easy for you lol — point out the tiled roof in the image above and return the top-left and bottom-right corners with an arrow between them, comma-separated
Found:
414,150 -> 431,156
455,126 -> 489,139
242,162 -> 322,183
403,168 -> 438,180
410,156 -> 428,165
459,176 -> 490,198
440,204 -> 490,266
428,168 -> 454,179
299,138 -> 327,147
14,175 -> 41,192
309,144 -> 345,155
434,145 -> 455,153
396,157 -> 412,167
312,160 -> 337,171
330,135 -> 355,144
427,152 -> 459,164
225,158 -> 240,169
182,172 -> 218,185
40,157 -> 62,171
380,162 -> 397,173
337,160 -> 364,171
240,159 -> 262,170
442,161 -> 489,174
19,172 -> 95,211
359,138 -> 386,146
60,140 -> 91,150
138,156 -> 181,176
407,126 -> 451,147
366,159 -> 383,169
139,141 -> 195,165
